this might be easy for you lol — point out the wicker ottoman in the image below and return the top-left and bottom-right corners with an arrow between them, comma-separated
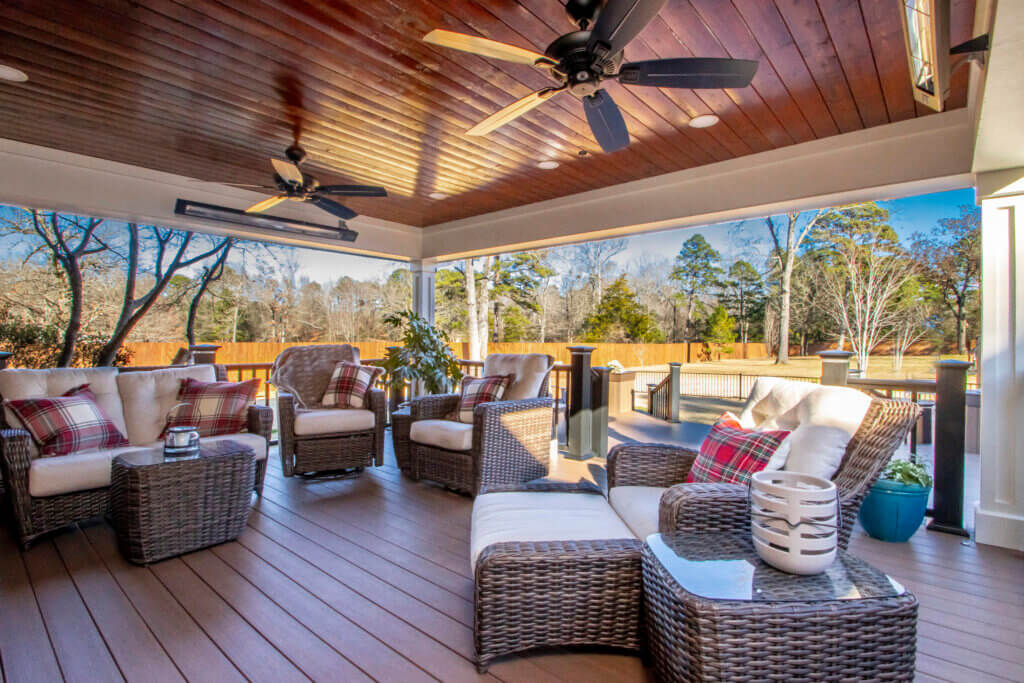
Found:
642,532 -> 918,682
472,483 -> 644,672
110,440 -> 255,565
390,406 -> 413,474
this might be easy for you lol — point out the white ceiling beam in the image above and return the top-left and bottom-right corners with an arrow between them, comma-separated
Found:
421,109 -> 974,261
0,139 -> 421,260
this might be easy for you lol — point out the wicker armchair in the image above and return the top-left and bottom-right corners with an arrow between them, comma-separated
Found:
607,397 -> 921,550
407,354 -> 554,496
0,364 -> 271,549
270,344 -> 385,477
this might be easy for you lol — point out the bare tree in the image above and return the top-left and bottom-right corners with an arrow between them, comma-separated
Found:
566,238 -> 627,307
464,258 -> 481,359
817,233 -> 916,376
96,225 -> 232,366
185,238 -> 235,346
765,210 -> 823,363
889,277 -> 935,370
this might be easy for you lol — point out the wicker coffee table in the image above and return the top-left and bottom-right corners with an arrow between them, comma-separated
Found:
642,532 -> 917,682
109,440 -> 255,565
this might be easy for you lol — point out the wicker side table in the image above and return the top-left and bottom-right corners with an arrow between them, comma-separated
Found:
642,532 -> 918,682
390,406 -> 413,474
110,440 -> 255,565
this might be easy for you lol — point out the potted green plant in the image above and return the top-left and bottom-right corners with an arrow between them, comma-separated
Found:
858,459 -> 933,542
381,310 -> 463,397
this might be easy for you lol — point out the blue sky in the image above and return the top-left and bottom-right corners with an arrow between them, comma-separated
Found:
1,187 -> 975,284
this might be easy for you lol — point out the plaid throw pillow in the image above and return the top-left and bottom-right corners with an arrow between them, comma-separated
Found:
686,414 -> 791,486
164,377 -> 260,438
5,384 -> 128,457
455,375 -> 512,424
321,362 -> 384,409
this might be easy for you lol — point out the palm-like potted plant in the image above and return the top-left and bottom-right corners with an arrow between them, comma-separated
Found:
381,310 -> 463,397
858,459 -> 933,542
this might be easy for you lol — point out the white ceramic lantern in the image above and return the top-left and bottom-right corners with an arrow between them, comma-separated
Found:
750,470 -> 839,575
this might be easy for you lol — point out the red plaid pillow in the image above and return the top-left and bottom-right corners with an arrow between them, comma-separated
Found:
455,375 -> 512,423
321,362 -> 384,409
164,377 -> 260,438
686,415 -> 790,485
5,384 -> 128,457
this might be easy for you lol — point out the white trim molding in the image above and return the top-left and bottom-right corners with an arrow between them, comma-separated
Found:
421,110 -> 974,260
0,139 -> 422,260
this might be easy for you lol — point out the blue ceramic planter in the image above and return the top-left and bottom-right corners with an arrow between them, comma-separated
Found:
859,479 -> 931,542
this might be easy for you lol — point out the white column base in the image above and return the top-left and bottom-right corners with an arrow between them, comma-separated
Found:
974,504 -> 1024,551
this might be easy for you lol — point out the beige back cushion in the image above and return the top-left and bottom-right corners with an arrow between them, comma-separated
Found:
116,365 -> 216,445
482,354 -> 553,400
0,367 -> 127,438
737,376 -> 820,430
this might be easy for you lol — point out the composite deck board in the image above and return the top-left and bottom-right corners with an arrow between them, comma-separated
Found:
1,434 -> 1022,682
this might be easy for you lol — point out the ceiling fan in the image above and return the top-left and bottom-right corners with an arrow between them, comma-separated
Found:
423,0 -> 758,153
230,144 -> 388,220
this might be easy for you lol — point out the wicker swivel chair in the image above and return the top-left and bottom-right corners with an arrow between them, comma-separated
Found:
606,395 -> 921,550
271,345 -> 385,477
407,353 -> 555,496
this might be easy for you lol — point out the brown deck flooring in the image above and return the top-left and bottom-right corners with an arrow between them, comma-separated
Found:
1,433 -> 1022,682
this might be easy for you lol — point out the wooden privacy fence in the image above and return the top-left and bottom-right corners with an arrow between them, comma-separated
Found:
125,340 -> 773,367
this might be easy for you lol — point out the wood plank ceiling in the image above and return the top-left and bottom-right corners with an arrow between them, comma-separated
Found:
0,0 -> 976,227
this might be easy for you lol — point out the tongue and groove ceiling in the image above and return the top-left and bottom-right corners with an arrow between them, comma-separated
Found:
0,0 -> 975,227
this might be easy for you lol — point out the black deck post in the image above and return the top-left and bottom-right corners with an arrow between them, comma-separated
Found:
927,360 -> 971,537
566,346 -> 595,461
590,366 -> 610,459
189,344 -> 221,364
667,362 -> 681,423
0,352 -> 11,369
819,350 -> 854,386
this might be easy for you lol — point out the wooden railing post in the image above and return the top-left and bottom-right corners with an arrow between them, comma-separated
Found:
819,350 -> 854,385
667,362 -> 681,423
591,366 -> 610,459
566,346 -> 595,461
0,352 -> 11,369
928,360 -> 971,537
189,344 -> 220,364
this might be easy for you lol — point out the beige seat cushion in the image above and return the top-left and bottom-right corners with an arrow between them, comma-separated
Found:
293,409 -> 374,436
0,367 -> 127,440
482,353 -> 552,400
471,491 -> 635,571
410,419 -> 473,452
28,445 -> 148,497
116,365 -> 217,445
609,486 -> 668,541
27,432 -> 266,498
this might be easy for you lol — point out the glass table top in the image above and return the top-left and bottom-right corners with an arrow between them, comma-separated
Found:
114,440 -> 252,467
646,532 -> 906,603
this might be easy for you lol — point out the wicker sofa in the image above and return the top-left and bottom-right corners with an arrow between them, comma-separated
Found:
271,344 -> 386,477
407,353 -> 554,495
469,380 -> 921,671
0,364 -> 272,549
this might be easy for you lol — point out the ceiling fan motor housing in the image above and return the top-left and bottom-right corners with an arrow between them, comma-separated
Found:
546,31 -> 619,97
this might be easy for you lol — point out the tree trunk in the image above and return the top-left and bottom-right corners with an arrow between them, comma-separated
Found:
683,294 -> 695,340
57,263 -> 83,367
477,256 -> 492,357
464,259 -> 480,360
956,313 -> 967,354
777,253 -> 793,363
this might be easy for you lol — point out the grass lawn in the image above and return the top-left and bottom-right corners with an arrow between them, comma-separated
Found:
630,354 -> 976,382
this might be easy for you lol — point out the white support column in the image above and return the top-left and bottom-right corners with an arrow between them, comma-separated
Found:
975,169 -> 1024,551
409,260 -> 436,325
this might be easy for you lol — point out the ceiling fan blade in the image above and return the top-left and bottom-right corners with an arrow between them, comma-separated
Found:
311,196 -> 358,220
318,184 -> 388,197
423,29 -> 551,66
588,0 -> 667,58
244,196 -> 288,213
271,158 -> 304,185
466,87 -> 564,136
583,90 -> 630,153
618,58 -> 759,89
221,183 -> 280,190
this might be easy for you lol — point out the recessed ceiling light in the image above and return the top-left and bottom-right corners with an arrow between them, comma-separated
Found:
688,114 -> 720,128
0,65 -> 28,83
428,192 -> 447,200
537,160 -> 559,170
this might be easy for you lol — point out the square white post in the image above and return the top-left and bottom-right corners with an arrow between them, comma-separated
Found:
975,169 -> 1024,551
409,260 -> 436,325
